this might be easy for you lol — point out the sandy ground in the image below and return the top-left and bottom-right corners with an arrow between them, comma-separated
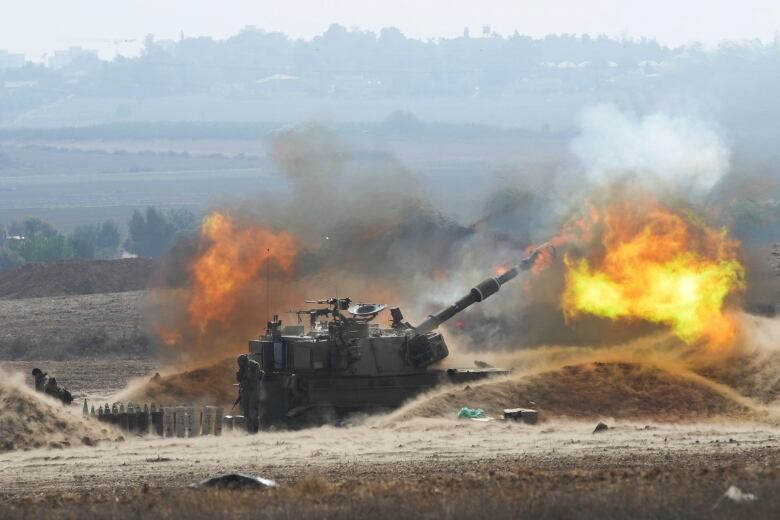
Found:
0,417 -> 778,518
0,418 -> 775,493
2,345 -> 780,518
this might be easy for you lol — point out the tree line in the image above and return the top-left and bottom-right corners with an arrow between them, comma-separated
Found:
0,206 -> 196,270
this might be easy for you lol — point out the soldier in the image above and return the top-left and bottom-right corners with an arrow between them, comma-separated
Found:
236,354 -> 248,385
31,368 -> 47,392
44,377 -> 61,400
235,355 -> 263,433
42,377 -> 73,405
233,355 -> 247,419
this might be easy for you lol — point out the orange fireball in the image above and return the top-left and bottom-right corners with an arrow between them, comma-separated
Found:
188,212 -> 297,331
561,198 -> 744,345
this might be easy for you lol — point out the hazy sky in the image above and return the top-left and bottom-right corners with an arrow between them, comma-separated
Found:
3,0 -> 780,61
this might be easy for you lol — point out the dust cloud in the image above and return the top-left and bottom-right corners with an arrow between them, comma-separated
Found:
116,358 -> 236,408
0,368 -> 114,452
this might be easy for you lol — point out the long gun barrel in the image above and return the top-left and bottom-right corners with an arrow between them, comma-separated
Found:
414,243 -> 554,335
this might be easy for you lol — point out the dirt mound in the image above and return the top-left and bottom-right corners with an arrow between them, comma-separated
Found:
385,362 -> 758,424
120,358 -> 760,425
119,358 -> 235,407
0,369 -> 115,452
0,258 -> 154,299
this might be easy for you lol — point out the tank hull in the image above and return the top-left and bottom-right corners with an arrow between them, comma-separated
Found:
260,368 -> 508,427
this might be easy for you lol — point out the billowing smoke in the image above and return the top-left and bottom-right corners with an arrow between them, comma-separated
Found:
441,105 -> 755,353
146,108 -> 777,368
571,104 -> 731,197
147,124 -> 513,364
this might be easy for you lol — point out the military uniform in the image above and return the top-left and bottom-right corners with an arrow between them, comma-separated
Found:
43,377 -> 73,405
236,355 -> 263,433
32,368 -> 47,392
236,355 -> 248,385
44,377 -> 61,400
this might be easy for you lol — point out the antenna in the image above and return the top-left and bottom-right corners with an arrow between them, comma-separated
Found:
266,247 -> 270,323
325,235 -> 337,314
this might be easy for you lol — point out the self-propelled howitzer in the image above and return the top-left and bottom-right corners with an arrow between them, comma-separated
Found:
247,243 -> 553,427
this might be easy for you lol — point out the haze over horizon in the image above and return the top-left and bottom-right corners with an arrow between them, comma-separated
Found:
3,0 -> 780,61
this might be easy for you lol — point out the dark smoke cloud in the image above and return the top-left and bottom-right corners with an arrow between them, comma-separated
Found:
146,122 -> 589,361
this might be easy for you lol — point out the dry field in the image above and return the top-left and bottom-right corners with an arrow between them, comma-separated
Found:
0,416 -> 777,519
0,291 -> 152,359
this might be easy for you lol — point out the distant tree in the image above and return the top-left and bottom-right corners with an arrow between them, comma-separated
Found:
68,225 -> 97,259
8,217 -> 56,238
124,207 -> 195,258
3,217 -> 73,263
67,219 -> 121,259
96,220 -> 121,250
125,207 -> 169,258
165,209 -> 196,235
8,233 -> 73,263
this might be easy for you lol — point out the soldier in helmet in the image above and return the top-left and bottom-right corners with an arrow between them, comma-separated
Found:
44,377 -> 61,400
235,355 -> 264,433
43,377 -> 74,405
31,368 -> 47,392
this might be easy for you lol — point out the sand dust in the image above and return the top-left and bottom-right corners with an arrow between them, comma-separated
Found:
0,368 -> 116,452
117,358 -> 236,407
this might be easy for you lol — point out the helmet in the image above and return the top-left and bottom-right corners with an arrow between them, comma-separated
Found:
237,354 -> 248,367
31,368 -> 42,376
